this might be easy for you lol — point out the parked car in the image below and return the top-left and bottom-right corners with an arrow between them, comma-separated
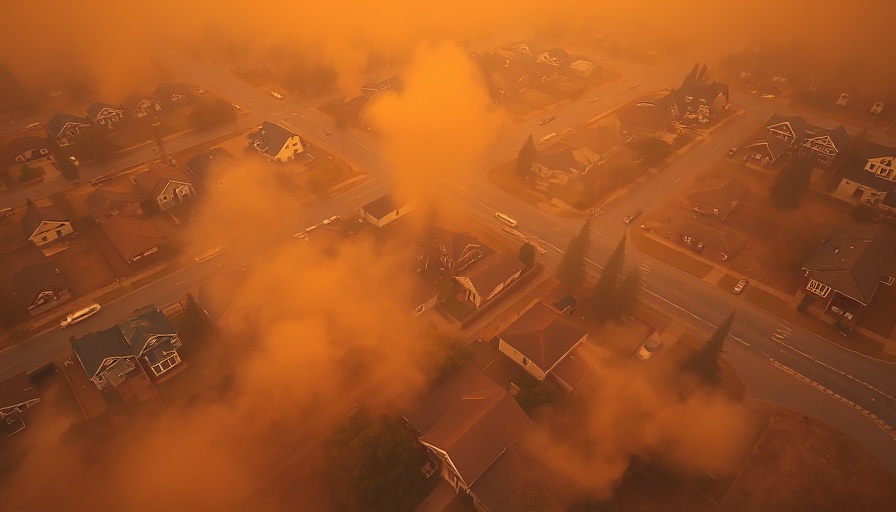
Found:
90,173 -> 113,186
733,277 -> 748,294
727,147 -> 738,157
293,232 -> 310,242
623,209 -> 643,224
271,91 -> 284,99
637,338 -> 661,360
539,132 -> 560,143
539,115 -> 555,125
60,303 -> 101,328
194,246 -> 226,262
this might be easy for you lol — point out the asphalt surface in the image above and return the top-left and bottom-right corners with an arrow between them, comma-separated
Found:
1,45 -> 895,473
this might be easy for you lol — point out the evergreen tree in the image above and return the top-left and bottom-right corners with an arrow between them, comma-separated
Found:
769,156 -> 812,209
517,135 -> 537,178
681,312 -> 735,386
555,218 -> 592,291
614,269 -> 641,318
588,236 -> 626,321
519,242 -> 536,270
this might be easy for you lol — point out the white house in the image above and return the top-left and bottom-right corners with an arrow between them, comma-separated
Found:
361,193 -> 415,228
496,299 -> 588,381
133,166 -> 196,211
247,121 -> 304,163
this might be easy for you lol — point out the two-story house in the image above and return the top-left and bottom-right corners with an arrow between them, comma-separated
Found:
6,136 -> 53,164
496,300 -> 588,382
87,102 -> 125,128
46,113 -> 90,146
834,141 -> 896,206
71,305 -> 183,390
430,228 -> 484,273
133,166 -> 196,211
801,225 -> 896,324
247,121 -> 304,163
455,253 -> 526,308
757,114 -> 849,168
122,93 -> 162,119
11,262 -> 72,316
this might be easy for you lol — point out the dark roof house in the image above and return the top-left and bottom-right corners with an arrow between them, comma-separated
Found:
11,262 -> 72,315
99,216 -> 166,265
497,300 -> 588,380
684,179 -> 748,220
247,121 -> 304,162
46,113 -> 90,145
85,187 -> 143,220
6,136 -> 52,164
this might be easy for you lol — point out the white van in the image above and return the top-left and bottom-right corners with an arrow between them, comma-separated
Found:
495,212 -> 518,227
60,303 -> 101,328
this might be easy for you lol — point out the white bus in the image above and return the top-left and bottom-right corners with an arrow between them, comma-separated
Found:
60,303 -> 102,328
495,212 -> 518,227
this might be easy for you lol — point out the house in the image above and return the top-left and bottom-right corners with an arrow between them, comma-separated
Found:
761,114 -> 849,167
122,93 -> 161,118
490,65 -> 528,100
247,121 -> 304,163
455,253 -> 526,308
153,82 -> 196,107
11,262 -> 72,315
360,193 -> 415,227
559,125 -> 621,164
801,225 -> 896,320
99,216 -> 166,265
46,113 -> 90,146
834,141 -> 896,205
684,178 -> 748,220
670,63 -> 729,125
71,305 -> 183,390
400,273 -> 440,316
744,138 -> 789,167
86,102 -> 125,128
186,147 -> 239,187
535,48 -> 569,68
20,199 -> 75,247
430,228 -> 484,273
616,92 -> 679,133
677,218 -> 745,261
496,299 -> 588,381
361,76 -> 402,97
133,165 -> 196,211
6,136 -> 53,164
531,144 -> 600,190
197,269 -> 257,333
0,372 -> 40,437
85,187 -> 143,221
402,364 -> 531,496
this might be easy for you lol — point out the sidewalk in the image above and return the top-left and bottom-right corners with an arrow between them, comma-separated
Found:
633,229 -> 896,360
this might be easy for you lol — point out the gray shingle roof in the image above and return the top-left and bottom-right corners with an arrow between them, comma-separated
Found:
11,262 -> 69,308
498,300 -> 587,372
20,199 -> 70,238
46,113 -> 89,138
247,121 -> 298,158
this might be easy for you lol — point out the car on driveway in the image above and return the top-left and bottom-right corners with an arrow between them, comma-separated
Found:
637,338 -> 661,360
733,276 -> 748,294
623,209 -> 642,224
539,115 -> 555,125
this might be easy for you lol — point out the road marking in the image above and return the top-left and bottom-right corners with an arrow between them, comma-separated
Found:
769,358 -> 896,440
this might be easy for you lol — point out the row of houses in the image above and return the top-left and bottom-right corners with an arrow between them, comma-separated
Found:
46,82 -> 197,147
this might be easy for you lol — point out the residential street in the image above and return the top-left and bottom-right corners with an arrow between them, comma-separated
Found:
2,45 -> 895,474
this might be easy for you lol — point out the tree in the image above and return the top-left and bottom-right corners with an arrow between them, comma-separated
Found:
519,242 -> 536,269
614,269 -> 641,318
629,136 -> 674,167
517,135 -> 537,178
57,156 -> 79,181
555,218 -> 592,291
587,236 -> 626,321
188,99 -> 237,130
681,312 -> 735,386
0,63 -> 35,116
326,409 -> 430,512
769,155 -> 812,209
77,126 -> 118,163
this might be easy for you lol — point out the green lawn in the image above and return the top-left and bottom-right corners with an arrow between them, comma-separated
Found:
630,230 -> 712,279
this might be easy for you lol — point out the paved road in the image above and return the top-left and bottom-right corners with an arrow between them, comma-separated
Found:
2,45 -> 894,472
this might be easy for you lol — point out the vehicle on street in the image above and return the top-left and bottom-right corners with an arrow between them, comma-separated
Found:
495,212 -> 518,227
760,94 -> 776,99
539,132 -> 559,143
197,88 -> 205,94
271,91 -> 284,99
194,246 -> 226,262
232,103 -> 241,110
293,232 -> 310,242
60,303 -> 101,328
0,207 -> 13,217
90,173 -> 113,186
623,209 -> 642,224
728,147 -> 738,157
324,129 -> 333,136
637,338 -> 661,360
733,277 -> 748,294
587,97 -> 602,104
628,83 -> 640,90
305,225 -> 318,233
539,115 -> 555,125
322,215 -> 340,225
68,156 -> 80,166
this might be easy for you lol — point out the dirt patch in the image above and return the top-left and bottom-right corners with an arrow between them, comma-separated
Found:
588,315 -> 653,361
720,407 -> 896,512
